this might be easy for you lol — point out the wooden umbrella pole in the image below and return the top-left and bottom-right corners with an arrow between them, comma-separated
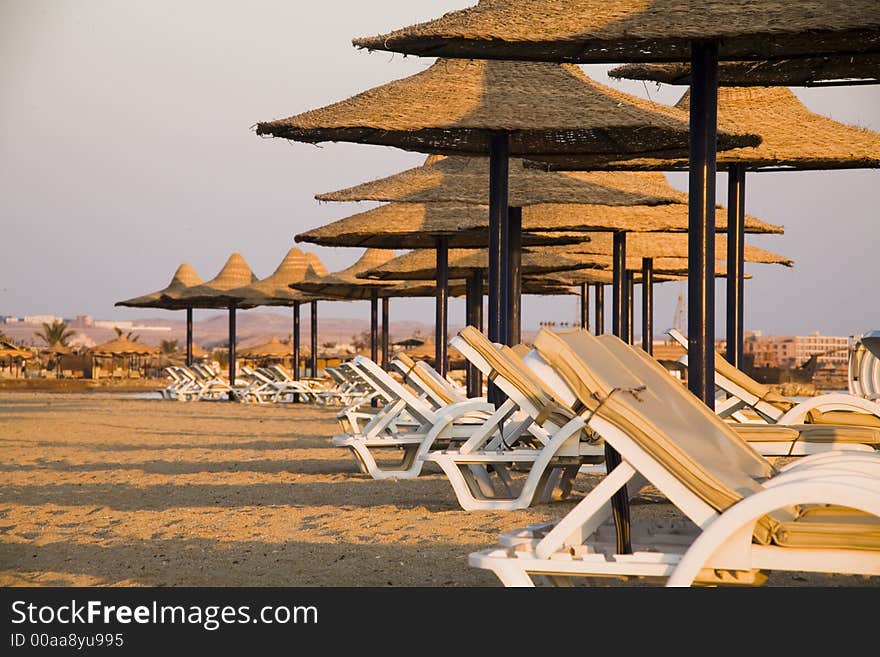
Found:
580,283 -> 589,330
488,131 -> 509,404
465,268 -> 483,397
608,230 -> 632,554
381,297 -> 390,370
688,40 -> 719,406
626,270 -> 635,345
507,206 -> 523,346
310,301 -> 318,378
435,237 -> 449,376
292,301 -> 301,382
370,287 -> 379,363
594,284 -> 604,336
642,258 -> 654,355
185,307 -> 193,367
612,232 -> 627,339
726,164 -> 746,369
228,303 -> 237,399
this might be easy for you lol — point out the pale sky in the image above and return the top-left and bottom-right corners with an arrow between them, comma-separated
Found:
2,1 -> 879,338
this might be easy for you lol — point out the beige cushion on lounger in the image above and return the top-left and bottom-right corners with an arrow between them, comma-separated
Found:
511,344 -> 532,359
534,329 -> 794,545
397,352 -> 458,405
711,354 -> 795,412
805,408 -> 880,429
774,507 -> 880,551
733,423 -> 880,446
459,326 -> 576,428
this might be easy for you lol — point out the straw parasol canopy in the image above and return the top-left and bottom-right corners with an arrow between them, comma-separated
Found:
239,336 -> 293,360
205,248 -> 326,308
532,86 -> 880,171
115,263 -> 203,310
297,200 -> 782,250
0,341 -> 33,360
566,233 -> 794,266
532,267 -> 739,286
609,54 -> 880,87
256,58 -> 756,156
353,1 -> 880,63
317,156 -> 687,206
358,248 -> 599,282
531,269 -> 684,286
40,342 -> 72,356
289,249 -> 402,300
165,253 -> 259,308
91,336 -> 159,357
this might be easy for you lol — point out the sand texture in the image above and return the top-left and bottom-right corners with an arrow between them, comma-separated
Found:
1,391 -> 876,587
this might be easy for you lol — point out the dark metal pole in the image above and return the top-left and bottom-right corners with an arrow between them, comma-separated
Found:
626,271 -> 635,345
435,237 -> 449,376
689,40 -> 719,405
381,296 -> 390,370
292,300 -> 301,403
594,284 -> 605,335
292,301 -> 301,381
726,164 -> 746,368
608,232 -> 632,554
642,258 -> 654,355
612,232 -> 627,338
310,300 -> 318,378
465,269 -> 483,398
488,132 -> 509,405
370,288 -> 379,363
227,304 -> 237,398
185,307 -> 193,366
508,206 -> 522,346
580,283 -> 589,330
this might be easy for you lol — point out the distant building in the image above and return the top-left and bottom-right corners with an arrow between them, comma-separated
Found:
94,320 -> 134,330
743,331 -> 850,368
69,315 -> 94,328
23,315 -> 63,325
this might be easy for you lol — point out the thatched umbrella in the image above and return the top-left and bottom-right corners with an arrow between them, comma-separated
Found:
298,199 -> 780,363
198,248 -> 327,383
533,85 -> 880,367
609,55 -> 880,87
353,0 -> 879,409
164,253 -> 258,388
316,154 -> 782,347
317,155 -> 688,348
256,57 -> 755,369
354,0 -> 880,558
239,336 -> 294,364
91,336 -> 159,379
115,263 -> 203,366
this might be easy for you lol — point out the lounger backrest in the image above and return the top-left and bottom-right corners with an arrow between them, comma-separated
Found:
533,329 -> 793,541
352,355 -> 435,424
670,328 -> 792,412
394,353 -> 459,405
458,326 -> 575,424
597,335 -> 775,480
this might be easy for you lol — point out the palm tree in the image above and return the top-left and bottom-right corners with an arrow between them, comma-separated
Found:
34,320 -> 75,348
159,339 -> 179,355
113,326 -> 141,342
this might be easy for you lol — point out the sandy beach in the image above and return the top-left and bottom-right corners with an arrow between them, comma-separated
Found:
1,390 -> 876,587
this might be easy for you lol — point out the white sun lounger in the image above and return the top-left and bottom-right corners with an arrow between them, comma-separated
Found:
332,355 -> 496,479
420,327 -> 605,511
470,328 -> 880,587
668,328 -> 880,428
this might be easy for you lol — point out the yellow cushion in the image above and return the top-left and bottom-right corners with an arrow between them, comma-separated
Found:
774,507 -> 880,551
806,409 -> 880,429
734,423 -> 880,446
